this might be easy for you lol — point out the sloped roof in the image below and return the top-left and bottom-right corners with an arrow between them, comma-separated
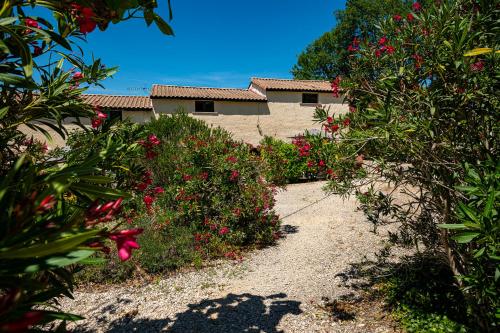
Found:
150,85 -> 267,102
250,77 -> 332,92
82,94 -> 152,110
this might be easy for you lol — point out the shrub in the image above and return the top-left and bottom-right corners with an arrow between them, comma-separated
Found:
79,113 -> 281,281
259,134 -> 337,184
314,0 -> 498,329
0,1 -> 173,330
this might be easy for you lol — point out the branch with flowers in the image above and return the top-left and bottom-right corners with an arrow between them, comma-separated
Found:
0,1 -> 174,330
314,0 -> 499,329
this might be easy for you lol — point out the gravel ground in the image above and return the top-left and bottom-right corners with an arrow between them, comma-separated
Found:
60,181 -> 402,332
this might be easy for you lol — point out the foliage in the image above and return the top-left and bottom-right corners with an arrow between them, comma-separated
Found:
259,135 -> 337,184
292,0 -> 412,79
314,0 -> 498,329
381,254 -> 469,333
0,1 -> 173,330
77,113 -> 282,282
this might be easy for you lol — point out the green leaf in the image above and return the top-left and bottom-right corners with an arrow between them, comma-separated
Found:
438,223 -> 467,230
458,202 -> 480,224
153,14 -> 174,36
464,48 -> 492,56
0,106 -> 8,119
71,182 -> 129,200
0,230 -> 100,259
473,247 -> 485,258
452,232 -> 480,244
24,250 -> 95,272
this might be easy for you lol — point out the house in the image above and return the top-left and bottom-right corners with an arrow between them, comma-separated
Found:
82,77 -> 347,144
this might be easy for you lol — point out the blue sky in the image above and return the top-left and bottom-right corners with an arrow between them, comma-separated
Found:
83,1 -> 344,95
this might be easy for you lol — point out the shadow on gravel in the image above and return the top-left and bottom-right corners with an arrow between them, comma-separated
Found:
281,224 -> 299,235
102,292 -> 302,333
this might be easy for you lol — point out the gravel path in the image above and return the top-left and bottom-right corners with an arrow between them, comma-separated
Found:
61,181 -> 401,332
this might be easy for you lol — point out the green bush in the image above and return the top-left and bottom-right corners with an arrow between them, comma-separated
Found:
78,113 -> 281,282
313,0 -> 499,329
259,134 -> 337,184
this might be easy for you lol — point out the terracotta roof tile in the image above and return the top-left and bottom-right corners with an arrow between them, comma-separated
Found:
250,77 -> 332,92
82,94 -> 152,110
150,85 -> 267,101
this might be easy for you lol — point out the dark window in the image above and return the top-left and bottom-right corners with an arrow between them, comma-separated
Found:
302,93 -> 319,104
195,101 -> 215,112
107,110 -> 122,121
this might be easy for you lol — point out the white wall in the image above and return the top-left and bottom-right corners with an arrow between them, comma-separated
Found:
151,99 -> 268,116
122,110 -> 153,123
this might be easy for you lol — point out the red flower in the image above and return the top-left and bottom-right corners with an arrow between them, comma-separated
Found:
386,45 -> 395,54
375,49 -> 382,58
219,226 -> 230,235
96,110 -> 107,119
318,160 -> 326,167
331,124 -> 340,132
347,44 -> 357,52
343,118 -> 351,127
72,72 -> 84,80
307,161 -> 314,168
143,195 -> 154,209
229,170 -> 239,181
349,106 -> 356,113
471,61 -> 484,72
326,169 -> 337,179
76,7 -> 97,34
36,195 -> 56,212
154,186 -> 165,194
199,171 -> 209,180
412,2 -> 422,11
145,150 -> 157,159
327,116 -> 334,124
407,13 -> 415,22
148,134 -> 161,145
233,208 -> 242,217
378,36 -> 387,45
108,228 -> 143,261
331,77 -> 341,98
91,118 -> 102,128
182,174 -> 193,181
25,18 -> 40,29
33,46 -> 43,56
393,14 -> 402,21
226,156 -> 238,163
0,311 -> 44,332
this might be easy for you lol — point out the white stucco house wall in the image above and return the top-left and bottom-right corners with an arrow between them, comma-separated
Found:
83,77 -> 347,144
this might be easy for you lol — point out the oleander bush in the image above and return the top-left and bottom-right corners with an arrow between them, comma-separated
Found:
76,113 -> 282,282
0,1 -> 174,330
313,0 -> 498,330
259,134 -> 338,185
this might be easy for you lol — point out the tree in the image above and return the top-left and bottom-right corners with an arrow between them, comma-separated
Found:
314,0 -> 499,329
292,0 -> 411,79
0,1 -> 172,330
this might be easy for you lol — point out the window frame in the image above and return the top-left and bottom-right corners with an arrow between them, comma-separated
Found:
195,100 -> 215,113
301,93 -> 319,104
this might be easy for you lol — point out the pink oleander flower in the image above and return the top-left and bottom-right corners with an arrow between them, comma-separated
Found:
36,195 -> 56,213
393,14 -> 402,21
148,134 -> 161,145
318,160 -> 326,167
407,13 -> 415,22
72,71 -> 84,80
108,228 -> 143,261
143,195 -> 154,209
412,1 -> 422,11
25,18 -> 40,29
378,36 -> 387,45
229,170 -> 239,181
331,77 -> 341,98
219,226 -> 230,235
226,156 -> 238,163
91,118 -> 102,128
386,45 -> 395,54
154,186 -> 165,194
470,61 -> 484,72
